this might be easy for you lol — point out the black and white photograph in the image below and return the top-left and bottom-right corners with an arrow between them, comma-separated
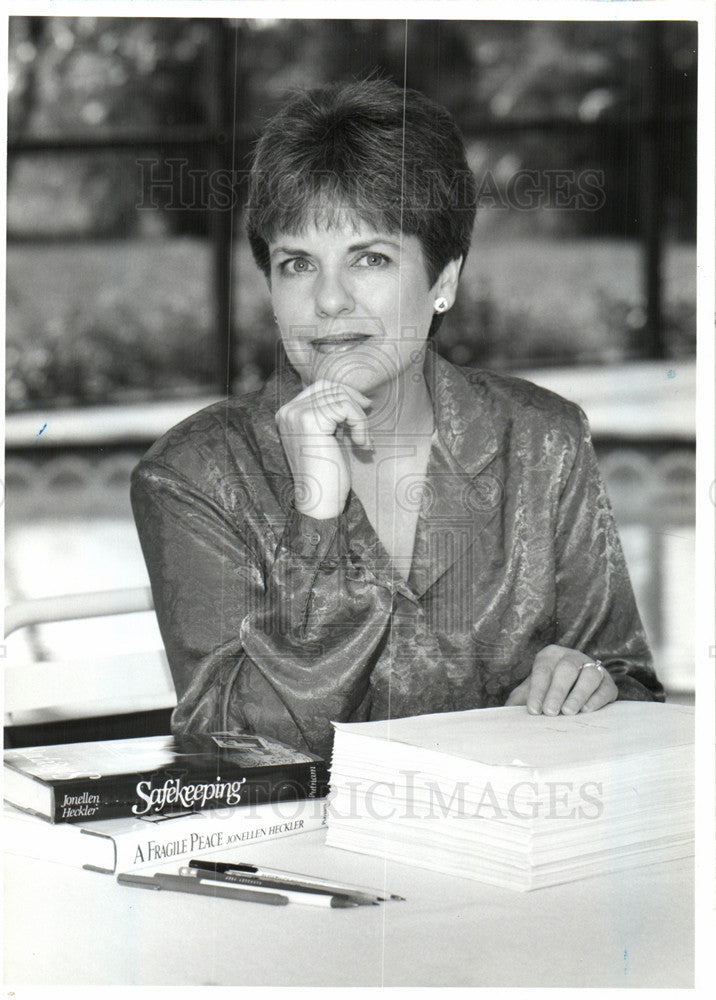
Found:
2,0 -> 714,991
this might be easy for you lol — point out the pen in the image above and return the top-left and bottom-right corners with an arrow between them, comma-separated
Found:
187,859 -> 405,901
178,865 -> 379,906
117,872 -> 287,905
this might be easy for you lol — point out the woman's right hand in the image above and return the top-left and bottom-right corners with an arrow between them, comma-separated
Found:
275,380 -> 373,519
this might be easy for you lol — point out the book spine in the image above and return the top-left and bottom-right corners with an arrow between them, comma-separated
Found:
51,761 -> 329,824
97,798 -> 328,873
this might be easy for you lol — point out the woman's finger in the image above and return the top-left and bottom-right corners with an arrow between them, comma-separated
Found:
307,382 -> 373,446
309,382 -> 372,422
527,650 -> 554,715
527,646 -> 575,715
580,672 -> 618,713
538,656 -> 583,716
291,387 -> 363,435
505,677 -> 530,706
321,397 -> 373,447
525,666 -> 551,713
311,380 -> 372,408
335,383 -> 373,409
559,663 -> 605,715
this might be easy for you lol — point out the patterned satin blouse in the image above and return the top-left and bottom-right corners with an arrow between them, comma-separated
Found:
131,348 -> 664,761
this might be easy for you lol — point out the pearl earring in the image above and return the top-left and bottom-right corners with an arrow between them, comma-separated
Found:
434,296 -> 448,313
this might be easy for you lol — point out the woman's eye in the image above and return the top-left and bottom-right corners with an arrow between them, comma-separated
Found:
281,257 -> 313,275
356,252 -> 389,268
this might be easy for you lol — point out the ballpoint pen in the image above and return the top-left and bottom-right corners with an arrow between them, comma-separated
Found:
118,872 -> 360,908
187,859 -> 405,901
178,867 -> 377,906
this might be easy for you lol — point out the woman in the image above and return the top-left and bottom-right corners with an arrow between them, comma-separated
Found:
131,79 -> 663,762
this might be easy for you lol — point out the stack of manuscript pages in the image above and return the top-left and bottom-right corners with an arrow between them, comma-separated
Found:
326,702 -> 693,891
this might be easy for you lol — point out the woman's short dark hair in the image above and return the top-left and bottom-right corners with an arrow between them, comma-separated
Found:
246,78 -> 477,301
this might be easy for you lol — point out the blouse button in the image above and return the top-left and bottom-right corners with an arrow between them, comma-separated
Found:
306,531 -> 321,545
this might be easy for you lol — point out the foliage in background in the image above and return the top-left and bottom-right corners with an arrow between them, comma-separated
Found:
6,16 -> 697,411
8,17 -> 697,240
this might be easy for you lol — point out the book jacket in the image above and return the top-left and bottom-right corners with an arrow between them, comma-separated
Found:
4,731 -> 329,824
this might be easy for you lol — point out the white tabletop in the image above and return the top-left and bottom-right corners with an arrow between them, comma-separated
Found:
3,827 -> 693,988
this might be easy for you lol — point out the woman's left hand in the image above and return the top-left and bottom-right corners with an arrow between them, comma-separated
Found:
505,644 -> 618,715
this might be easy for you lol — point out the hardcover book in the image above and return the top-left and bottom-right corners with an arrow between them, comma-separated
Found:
3,796 -> 327,874
4,731 -> 328,824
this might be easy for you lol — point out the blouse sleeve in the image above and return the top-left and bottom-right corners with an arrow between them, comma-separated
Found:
552,408 -> 665,702
130,460 -> 393,760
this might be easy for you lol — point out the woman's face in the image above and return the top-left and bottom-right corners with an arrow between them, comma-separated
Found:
268,217 -> 451,400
